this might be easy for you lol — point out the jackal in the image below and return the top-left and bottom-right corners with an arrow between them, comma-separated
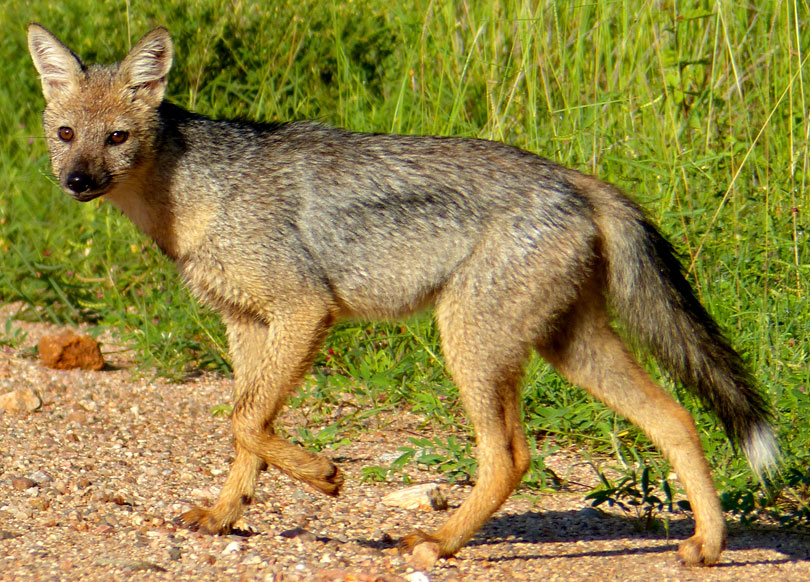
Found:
28,23 -> 778,566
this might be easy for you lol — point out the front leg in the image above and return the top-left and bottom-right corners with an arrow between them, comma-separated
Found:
179,444 -> 267,534
179,301 -> 336,534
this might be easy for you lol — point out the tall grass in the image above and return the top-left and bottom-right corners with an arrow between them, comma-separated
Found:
1,0 -> 808,523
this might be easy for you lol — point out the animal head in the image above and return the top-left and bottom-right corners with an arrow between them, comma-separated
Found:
27,24 -> 173,201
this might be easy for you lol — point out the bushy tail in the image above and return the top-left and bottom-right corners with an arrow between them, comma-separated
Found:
589,179 -> 779,476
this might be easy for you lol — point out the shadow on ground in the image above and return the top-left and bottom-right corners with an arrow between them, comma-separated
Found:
451,509 -> 810,566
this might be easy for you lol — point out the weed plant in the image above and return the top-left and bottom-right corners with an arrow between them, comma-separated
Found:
2,0 -> 808,526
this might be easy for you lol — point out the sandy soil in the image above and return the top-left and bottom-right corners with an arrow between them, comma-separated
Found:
1,322 -> 808,581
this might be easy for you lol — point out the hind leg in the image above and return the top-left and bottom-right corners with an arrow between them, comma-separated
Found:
399,226 -> 598,564
537,286 -> 725,565
179,302 -> 339,534
399,263 -> 576,562
400,309 -> 531,560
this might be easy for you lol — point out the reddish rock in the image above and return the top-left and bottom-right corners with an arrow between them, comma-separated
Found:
38,332 -> 104,371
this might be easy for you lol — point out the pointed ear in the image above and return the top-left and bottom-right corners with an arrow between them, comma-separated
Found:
118,27 -> 173,107
27,23 -> 85,102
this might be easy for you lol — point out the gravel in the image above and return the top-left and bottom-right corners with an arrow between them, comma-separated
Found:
1,321 -> 809,581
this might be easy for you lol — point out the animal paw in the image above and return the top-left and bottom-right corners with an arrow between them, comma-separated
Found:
399,530 -> 442,569
176,506 -> 232,535
306,461 -> 344,497
677,533 -> 724,566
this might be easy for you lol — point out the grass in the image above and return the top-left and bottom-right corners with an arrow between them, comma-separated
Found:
2,0 -> 808,526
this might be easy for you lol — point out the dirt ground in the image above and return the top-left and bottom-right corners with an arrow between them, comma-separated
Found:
1,322 -> 809,581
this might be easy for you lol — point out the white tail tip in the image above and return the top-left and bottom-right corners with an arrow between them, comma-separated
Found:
743,422 -> 780,479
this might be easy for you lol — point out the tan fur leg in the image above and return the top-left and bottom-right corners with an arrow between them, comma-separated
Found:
179,444 -> 265,534
179,302 -> 337,534
397,235 -> 594,565
400,368 -> 530,560
401,297 -> 531,562
538,287 -> 726,566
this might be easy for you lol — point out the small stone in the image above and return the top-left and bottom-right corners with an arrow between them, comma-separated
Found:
127,560 -> 167,573
38,331 -> 104,371
66,410 -> 88,424
29,498 -> 50,511
78,399 -> 97,412
381,483 -> 448,511
577,507 -> 603,519
31,470 -> 54,484
278,527 -> 316,542
223,540 -> 241,555
241,553 -> 263,565
0,530 -> 22,540
110,492 -> 131,506
408,542 -> 440,571
12,477 -> 38,491
0,388 -> 41,413
169,547 -> 182,561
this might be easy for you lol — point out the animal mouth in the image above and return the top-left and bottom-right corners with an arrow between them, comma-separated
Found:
69,189 -> 107,202
63,172 -> 111,202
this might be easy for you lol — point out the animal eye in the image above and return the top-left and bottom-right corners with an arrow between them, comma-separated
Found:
108,131 -> 129,145
58,127 -> 74,142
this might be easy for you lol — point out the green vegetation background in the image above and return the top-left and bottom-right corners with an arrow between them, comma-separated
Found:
1,1 -> 808,525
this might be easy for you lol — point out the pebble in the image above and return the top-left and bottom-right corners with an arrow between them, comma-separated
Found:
407,541 -> 440,571
381,483 -> 448,511
0,530 -> 22,540
12,477 -> 37,491
577,507 -> 603,520
0,388 -> 41,413
278,527 -> 316,542
29,498 -> 50,511
31,470 -> 53,484
241,553 -> 263,565
65,410 -> 87,423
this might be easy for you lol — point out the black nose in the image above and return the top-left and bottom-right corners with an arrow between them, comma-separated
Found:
66,172 -> 95,193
